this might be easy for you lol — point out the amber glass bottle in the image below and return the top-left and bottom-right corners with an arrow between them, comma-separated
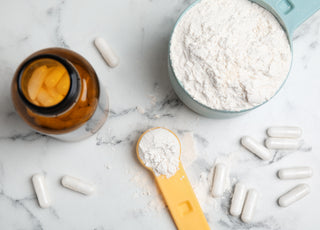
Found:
11,48 -> 109,141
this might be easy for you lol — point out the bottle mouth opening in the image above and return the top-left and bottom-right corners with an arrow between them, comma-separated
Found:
17,54 -> 81,116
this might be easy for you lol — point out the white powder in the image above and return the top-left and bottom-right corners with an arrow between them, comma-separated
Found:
170,0 -> 292,111
136,105 -> 145,114
138,128 -> 180,178
193,170 -> 217,213
181,132 -> 197,167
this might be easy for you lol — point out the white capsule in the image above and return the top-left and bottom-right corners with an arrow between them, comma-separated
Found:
267,126 -> 302,138
265,137 -> 300,150
230,183 -> 247,217
278,167 -> 313,180
32,174 -> 51,208
211,163 -> 227,197
278,184 -> 310,207
61,175 -> 95,195
241,136 -> 272,160
94,37 -> 119,68
241,189 -> 258,223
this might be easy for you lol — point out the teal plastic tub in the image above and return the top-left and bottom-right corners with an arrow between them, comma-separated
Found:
168,0 -> 320,118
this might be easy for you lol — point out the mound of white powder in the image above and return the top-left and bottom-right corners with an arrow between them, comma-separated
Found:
138,128 -> 180,178
170,0 -> 291,111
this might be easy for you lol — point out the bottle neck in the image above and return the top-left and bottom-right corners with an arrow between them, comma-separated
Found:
17,54 -> 81,116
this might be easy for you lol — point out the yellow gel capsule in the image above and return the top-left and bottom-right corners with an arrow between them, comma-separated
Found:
56,73 -> 70,96
44,65 -> 66,88
51,95 -> 64,106
47,87 -> 61,99
27,65 -> 48,100
47,87 -> 64,104
36,88 -> 56,107
32,100 -> 41,106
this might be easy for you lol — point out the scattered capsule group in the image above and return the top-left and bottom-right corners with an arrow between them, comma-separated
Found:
32,173 -> 95,209
239,126 -> 312,211
30,124 -> 312,225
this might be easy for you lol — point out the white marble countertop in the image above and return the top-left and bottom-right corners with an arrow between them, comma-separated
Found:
0,0 -> 319,229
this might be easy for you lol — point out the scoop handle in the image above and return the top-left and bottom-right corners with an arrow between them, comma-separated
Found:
252,0 -> 320,36
155,163 -> 210,230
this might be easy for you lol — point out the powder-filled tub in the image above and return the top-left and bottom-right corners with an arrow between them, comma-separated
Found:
168,0 -> 320,118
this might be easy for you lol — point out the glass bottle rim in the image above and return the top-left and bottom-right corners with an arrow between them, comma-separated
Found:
17,53 -> 81,116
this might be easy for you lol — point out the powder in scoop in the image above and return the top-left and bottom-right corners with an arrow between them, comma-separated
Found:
138,128 -> 180,178
170,0 -> 291,111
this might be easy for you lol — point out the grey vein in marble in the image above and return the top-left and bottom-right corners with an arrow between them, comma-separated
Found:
0,190 -> 43,230
0,131 -> 47,142
47,0 -> 69,48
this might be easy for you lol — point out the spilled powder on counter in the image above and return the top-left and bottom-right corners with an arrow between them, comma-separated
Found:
105,164 -> 112,170
148,197 -> 166,211
130,168 -> 167,212
193,169 -> 218,213
193,155 -> 235,212
131,170 -> 157,197
170,0 -> 291,111
181,132 -> 197,168
138,128 -> 180,178
153,114 -> 161,119
149,94 -> 158,105
136,105 -> 145,114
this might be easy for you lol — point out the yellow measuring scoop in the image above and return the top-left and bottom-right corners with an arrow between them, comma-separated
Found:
136,127 -> 210,230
